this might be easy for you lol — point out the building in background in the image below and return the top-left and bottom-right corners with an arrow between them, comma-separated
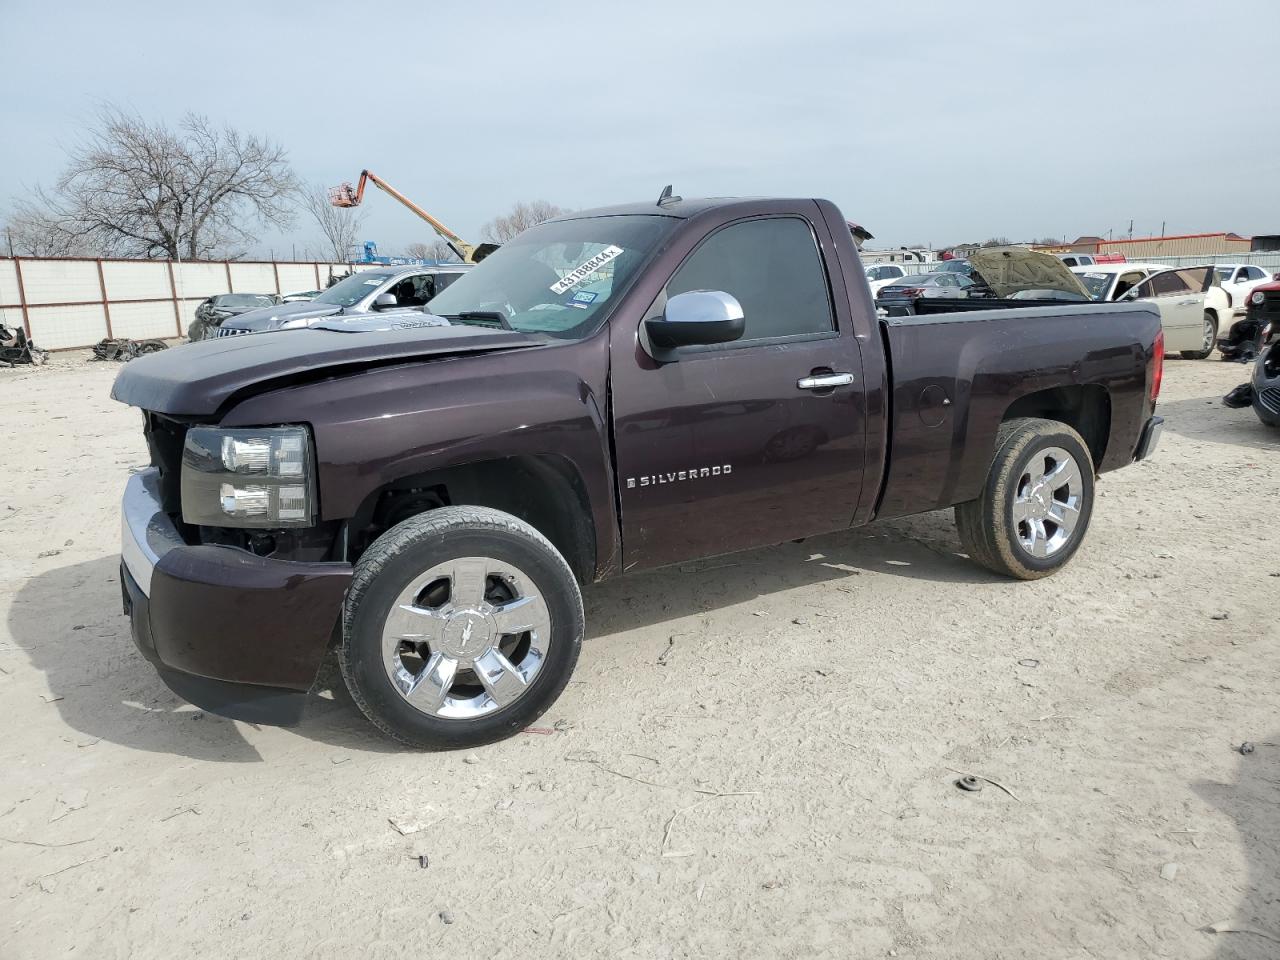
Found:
1039,232 -> 1252,258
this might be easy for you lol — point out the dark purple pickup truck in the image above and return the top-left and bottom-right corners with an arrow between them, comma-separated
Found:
113,196 -> 1165,747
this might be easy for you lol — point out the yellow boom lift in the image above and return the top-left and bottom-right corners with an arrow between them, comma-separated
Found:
329,171 -> 497,264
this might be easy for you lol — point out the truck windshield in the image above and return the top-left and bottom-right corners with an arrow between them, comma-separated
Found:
427,215 -> 674,339
314,271 -> 395,307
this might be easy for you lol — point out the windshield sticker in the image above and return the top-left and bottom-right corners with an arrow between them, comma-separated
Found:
550,245 -> 623,295
571,290 -> 598,304
364,278 -> 383,285
1084,272 -> 1106,279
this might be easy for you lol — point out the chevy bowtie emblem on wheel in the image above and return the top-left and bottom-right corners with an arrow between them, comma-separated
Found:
626,465 -> 732,489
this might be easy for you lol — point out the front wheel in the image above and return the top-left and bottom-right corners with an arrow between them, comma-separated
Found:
955,418 -> 1096,580
340,506 -> 584,748
1181,312 -> 1217,360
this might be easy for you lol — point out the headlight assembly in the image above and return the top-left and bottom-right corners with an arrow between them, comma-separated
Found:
1251,290 -> 1266,306
181,426 -> 316,527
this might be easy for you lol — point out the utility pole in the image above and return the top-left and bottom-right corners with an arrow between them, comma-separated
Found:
1160,221 -> 1166,237
1128,219 -> 1134,239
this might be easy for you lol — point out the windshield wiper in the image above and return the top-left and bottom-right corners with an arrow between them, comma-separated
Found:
443,311 -> 514,331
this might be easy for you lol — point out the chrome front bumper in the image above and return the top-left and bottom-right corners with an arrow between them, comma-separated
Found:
121,468 -> 185,597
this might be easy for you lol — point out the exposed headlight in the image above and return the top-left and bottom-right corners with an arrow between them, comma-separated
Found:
181,426 -> 316,527
1252,291 -> 1266,306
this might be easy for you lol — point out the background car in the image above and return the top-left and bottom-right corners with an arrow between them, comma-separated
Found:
214,265 -> 472,337
1057,254 -> 1095,268
875,272 -> 975,314
1214,263 -> 1275,317
864,263 -> 907,296
187,292 -> 281,341
1073,264 -> 1214,358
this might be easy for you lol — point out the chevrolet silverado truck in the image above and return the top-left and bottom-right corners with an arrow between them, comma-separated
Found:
112,196 -> 1165,748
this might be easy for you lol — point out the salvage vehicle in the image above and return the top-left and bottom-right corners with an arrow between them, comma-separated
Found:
214,265 -> 471,337
112,194 -> 1164,748
1073,264 -> 1215,358
1219,277 -> 1280,361
889,248 -> 1091,316
1249,338 -> 1280,427
188,293 -> 281,341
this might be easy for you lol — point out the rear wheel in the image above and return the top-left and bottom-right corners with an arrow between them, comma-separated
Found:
955,418 -> 1095,580
1181,312 -> 1217,360
340,506 -> 583,748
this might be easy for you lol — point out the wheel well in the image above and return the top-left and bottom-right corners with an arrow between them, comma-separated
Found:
347,455 -> 596,583
1001,385 -> 1111,468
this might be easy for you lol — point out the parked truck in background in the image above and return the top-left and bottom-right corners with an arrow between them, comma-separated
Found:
112,195 -> 1165,748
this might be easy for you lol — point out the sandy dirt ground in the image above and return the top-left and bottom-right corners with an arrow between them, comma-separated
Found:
1,351 -> 1278,960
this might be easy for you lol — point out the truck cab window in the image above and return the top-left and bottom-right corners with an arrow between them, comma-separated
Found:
667,217 -> 834,342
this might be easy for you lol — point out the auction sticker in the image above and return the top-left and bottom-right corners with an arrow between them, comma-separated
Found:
551,245 -> 623,295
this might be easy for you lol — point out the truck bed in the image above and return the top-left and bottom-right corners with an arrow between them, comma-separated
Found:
873,302 -> 1161,520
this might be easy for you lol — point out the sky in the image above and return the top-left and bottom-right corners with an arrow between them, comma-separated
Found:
2,0 -> 1279,256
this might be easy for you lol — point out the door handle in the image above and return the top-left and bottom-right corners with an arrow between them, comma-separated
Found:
1179,299 -> 1198,306
797,372 -> 854,391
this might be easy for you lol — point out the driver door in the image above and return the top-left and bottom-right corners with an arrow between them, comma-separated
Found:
608,209 -> 867,571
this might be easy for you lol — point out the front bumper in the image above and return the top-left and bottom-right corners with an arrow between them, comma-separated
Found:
121,469 -> 352,724
1252,346 -> 1280,426
1133,416 -> 1164,461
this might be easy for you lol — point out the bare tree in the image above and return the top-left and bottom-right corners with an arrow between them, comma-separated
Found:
12,106 -> 298,260
1036,236 -> 1062,246
480,200 -> 568,243
2,207 -> 93,256
981,236 -> 1012,247
404,240 -> 460,263
302,184 -> 364,263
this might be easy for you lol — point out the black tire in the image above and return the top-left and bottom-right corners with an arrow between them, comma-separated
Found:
1180,312 -> 1217,360
955,418 -> 1096,580
340,506 -> 583,749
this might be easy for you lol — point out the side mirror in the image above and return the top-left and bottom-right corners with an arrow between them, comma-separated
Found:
645,290 -> 745,351
372,292 -> 398,311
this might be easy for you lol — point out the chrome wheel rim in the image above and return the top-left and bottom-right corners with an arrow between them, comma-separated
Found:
1202,317 -> 1215,352
380,556 -> 551,719
1012,447 -> 1084,559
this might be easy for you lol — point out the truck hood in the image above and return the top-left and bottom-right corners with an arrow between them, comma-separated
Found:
221,300 -> 344,331
968,247 -> 1091,300
112,323 -> 542,416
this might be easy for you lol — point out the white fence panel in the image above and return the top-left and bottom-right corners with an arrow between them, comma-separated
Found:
278,264 -> 319,292
0,260 -> 20,306
230,262 -> 277,293
102,261 -> 171,301
2,257 -> 356,348
173,262 -> 228,299
28,305 -> 109,349
21,260 -> 101,305
109,301 -> 179,340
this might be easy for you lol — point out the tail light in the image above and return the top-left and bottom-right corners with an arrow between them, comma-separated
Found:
897,287 -> 925,298
1149,330 -> 1164,405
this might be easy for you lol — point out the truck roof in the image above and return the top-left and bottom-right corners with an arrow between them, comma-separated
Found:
553,197 -> 777,221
